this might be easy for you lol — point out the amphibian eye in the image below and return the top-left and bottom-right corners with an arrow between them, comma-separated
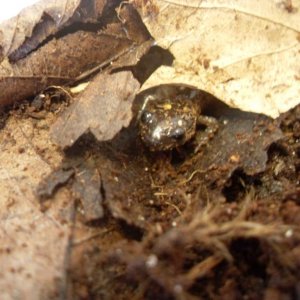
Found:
170,127 -> 185,141
141,111 -> 153,124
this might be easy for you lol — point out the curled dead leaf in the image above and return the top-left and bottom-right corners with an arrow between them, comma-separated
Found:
0,0 -> 115,61
133,0 -> 300,117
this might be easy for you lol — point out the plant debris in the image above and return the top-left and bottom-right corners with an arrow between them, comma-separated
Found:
0,1 -> 152,106
135,0 -> 300,118
51,71 -> 140,148
38,87 -> 284,230
0,1 -> 300,299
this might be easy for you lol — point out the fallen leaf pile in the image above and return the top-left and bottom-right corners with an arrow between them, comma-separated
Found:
0,1 -> 300,299
0,0 -> 152,146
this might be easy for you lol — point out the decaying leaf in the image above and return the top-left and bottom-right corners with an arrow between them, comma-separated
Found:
0,1 -> 152,106
0,0 -> 123,61
51,71 -> 140,148
133,0 -> 300,117
71,164 -> 104,222
37,168 -> 75,200
37,155 -> 104,222
0,0 -> 81,60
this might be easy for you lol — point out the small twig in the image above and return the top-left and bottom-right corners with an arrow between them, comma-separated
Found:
178,169 -> 206,185
181,255 -> 224,287
165,201 -> 182,216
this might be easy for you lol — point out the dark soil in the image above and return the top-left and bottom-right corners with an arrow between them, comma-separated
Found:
31,93 -> 299,299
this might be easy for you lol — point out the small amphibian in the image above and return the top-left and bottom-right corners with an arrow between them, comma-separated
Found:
139,96 -> 218,152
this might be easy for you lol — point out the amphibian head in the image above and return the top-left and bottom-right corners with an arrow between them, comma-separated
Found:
139,98 -> 198,151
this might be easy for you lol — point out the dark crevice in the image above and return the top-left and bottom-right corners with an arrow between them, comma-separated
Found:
230,238 -> 268,280
222,168 -> 261,202
117,220 -> 144,242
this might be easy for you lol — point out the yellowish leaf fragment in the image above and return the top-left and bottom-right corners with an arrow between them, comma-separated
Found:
138,0 -> 300,117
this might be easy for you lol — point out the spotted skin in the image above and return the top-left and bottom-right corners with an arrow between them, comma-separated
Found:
139,97 -> 218,152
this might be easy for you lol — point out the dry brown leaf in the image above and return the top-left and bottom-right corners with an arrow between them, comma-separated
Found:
0,0 -> 81,60
0,30 -> 136,106
134,0 -> 300,117
0,1 -> 152,107
51,71 -> 140,148
0,115 -> 71,300
0,0 -> 113,61
71,163 -> 104,222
